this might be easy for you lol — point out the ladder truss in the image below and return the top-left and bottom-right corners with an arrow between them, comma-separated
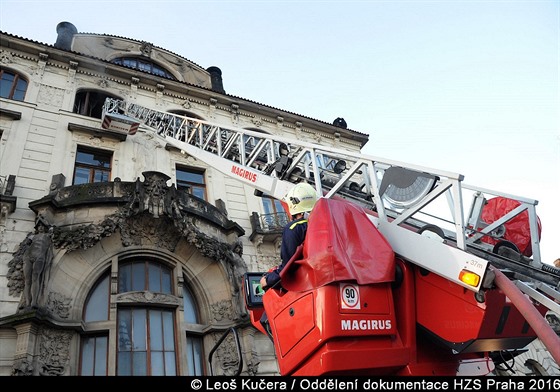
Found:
102,98 -> 558,299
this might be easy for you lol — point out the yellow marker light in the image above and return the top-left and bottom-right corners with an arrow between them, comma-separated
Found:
459,269 -> 481,287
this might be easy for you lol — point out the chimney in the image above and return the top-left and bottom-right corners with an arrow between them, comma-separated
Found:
54,22 -> 78,51
207,66 -> 225,94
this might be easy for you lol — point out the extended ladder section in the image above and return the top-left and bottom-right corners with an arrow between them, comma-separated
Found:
102,98 -> 559,300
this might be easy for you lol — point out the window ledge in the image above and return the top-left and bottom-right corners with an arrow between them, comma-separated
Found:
0,108 -> 22,120
68,122 -> 128,141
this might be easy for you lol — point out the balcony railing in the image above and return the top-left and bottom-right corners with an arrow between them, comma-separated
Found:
0,174 -> 17,218
249,211 -> 289,242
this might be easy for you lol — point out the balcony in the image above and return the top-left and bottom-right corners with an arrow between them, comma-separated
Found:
249,211 -> 289,243
0,175 -> 17,219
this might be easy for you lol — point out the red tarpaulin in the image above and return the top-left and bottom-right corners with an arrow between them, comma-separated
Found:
481,197 -> 542,257
280,198 -> 395,292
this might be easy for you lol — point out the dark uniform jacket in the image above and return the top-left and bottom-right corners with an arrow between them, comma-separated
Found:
264,216 -> 308,288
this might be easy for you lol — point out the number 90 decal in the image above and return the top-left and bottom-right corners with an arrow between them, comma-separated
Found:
340,283 -> 360,309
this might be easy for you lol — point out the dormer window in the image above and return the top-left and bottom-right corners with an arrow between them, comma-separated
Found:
112,57 -> 175,80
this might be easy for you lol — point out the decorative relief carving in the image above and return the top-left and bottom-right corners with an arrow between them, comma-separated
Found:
140,42 -> 153,56
116,291 -> 181,306
98,79 -> 109,89
182,100 -> 192,110
119,214 -> 181,250
245,354 -> 260,376
211,332 -> 241,376
211,299 -> 234,322
7,171 -> 248,320
231,104 -> 239,123
46,292 -> 72,319
7,233 -> 29,296
52,216 -> 119,252
139,171 -> 169,218
12,357 -> 33,376
38,328 -> 72,376
0,50 -> 14,64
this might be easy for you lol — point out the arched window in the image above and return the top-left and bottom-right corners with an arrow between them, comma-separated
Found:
81,272 -> 110,375
0,68 -> 28,101
80,258 -> 207,376
118,260 -> 172,294
73,89 -> 120,119
183,284 -> 205,376
168,109 -> 204,121
83,272 -> 110,322
112,57 -> 175,80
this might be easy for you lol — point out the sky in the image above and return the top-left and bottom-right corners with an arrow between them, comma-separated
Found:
0,0 -> 558,264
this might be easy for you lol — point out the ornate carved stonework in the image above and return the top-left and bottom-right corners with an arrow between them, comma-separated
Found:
212,332 -> 241,376
181,99 -> 192,110
115,291 -> 182,306
46,292 -> 72,319
38,328 -> 72,376
139,171 -> 169,218
140,42 -> 152,56
97,79 -> 109,89
245,355 -> 260,376
12,357 -> 33,376
211,299 -> 235,322
6,232 -> 31,296
7,171 -> 248,320
119,214 -> 181,250
0,49 -> 14,64
52,216 -> 119,252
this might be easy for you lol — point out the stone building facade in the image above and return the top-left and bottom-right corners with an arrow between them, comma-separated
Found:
1,22 -> 558,377
0,22 -> 368,376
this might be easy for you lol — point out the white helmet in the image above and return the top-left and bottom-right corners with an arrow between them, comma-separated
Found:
283,183 -> 318,215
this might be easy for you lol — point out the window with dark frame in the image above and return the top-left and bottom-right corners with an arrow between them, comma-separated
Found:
261,194 -> 289,230
118,260 -> 173,294
81,272 -> 110,376
112,57 -> 176,80
0,68 -> 28,101
73,146 -> 112,185
116,307 -> 177,376
81,259 -> 203,376
73,90 -> 119,119
80,335 -> 109,376
183,284 -> 205,376
176,166 -> 206,201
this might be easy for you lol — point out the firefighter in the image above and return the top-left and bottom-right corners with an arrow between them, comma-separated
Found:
260,182 -> 318,290
259,182 -> 318,340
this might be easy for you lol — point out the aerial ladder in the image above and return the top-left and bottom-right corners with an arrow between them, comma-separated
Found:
102,98 -> 560,375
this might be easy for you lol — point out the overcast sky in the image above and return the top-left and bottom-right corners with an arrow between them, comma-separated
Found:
0,0 -> 558,264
